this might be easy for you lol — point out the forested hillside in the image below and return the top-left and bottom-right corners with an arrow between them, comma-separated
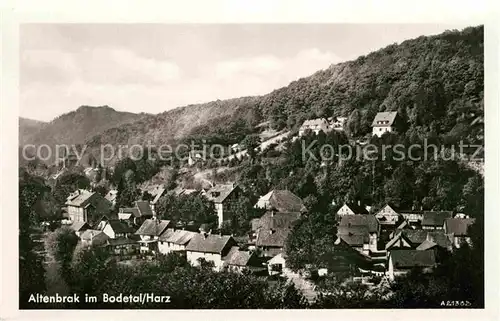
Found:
19,117 -> 46,146
84,25 -> 483,150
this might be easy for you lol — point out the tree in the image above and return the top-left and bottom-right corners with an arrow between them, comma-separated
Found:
241,134 -> 261,161
19,169 -> 47,307
46,227 -> 79,283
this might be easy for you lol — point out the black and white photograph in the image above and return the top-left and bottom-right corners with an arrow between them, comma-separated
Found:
2,2 -> 497,317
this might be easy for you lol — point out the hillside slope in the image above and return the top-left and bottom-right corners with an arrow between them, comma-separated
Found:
20,105 -> 147,147
19,117 -> 47,145
84,25 -> 483,154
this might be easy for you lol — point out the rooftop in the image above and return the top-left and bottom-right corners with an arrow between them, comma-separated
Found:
185,233 -> 235,254
371,111 -> 398,127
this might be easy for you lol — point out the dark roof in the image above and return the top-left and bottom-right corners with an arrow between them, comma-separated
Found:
342,202 -> 369,215
106,219 -> 135,234
135,219 -> 171,236
402,230 -> 429,244
255,227 -> 293,248
135,201 -> 153,217
390,249 -> 436,268
120,207 -> 141,218
253,211 -> 301,231
426,231 -> 452,249
257,190 -> 307,212
444,218 -> 475,236
185,233 -> 235,254
159,228 -> 197,245
223,246 -> 254,266
371,111 -> 398,127
205,184 -> 238,203
70,221 -> 90,232
339,215 -> 379,233
422,211 -> 453,227
337,234 -> 370,246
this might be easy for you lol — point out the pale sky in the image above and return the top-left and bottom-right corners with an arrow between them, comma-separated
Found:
20,23 -> 472,122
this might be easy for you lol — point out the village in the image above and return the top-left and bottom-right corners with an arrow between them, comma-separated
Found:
51,111 -> 478,301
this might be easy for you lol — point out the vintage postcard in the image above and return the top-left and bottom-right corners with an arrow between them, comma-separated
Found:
1,1 -> 499,320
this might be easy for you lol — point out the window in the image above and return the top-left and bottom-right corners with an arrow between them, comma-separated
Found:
379,128 -> 382,131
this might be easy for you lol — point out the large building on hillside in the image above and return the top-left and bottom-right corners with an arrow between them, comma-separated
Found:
205,183 -> 241,228
371,111 -> 399,137
65,189 -> 111,225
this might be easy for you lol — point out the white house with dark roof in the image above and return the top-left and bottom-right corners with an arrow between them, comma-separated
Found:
185,233 -> 237,271
336,215 -> 380,254
158,228 -> 197,255
371,111 -> 399,137
336,202 -> 369,219
299,118 -> 331,136
223,246 -> 261,273
102,219 -> 136,239
135,219 -> 173,254
205,183 -> 241,228
118,201 -> 155,226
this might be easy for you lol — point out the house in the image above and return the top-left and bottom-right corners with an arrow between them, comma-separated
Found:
222,246 -> 262,273
205,183 -> 241,228
135,219 -> 173,254
253,211 -> 301,257
102,219 -> 136,239
158,228 -> 197,255
254,189 -> 307,213
371,111 -> 399,137
416,231 -> 453,252
384,231 -> 413,251
104,189 -> 118,209
375,204 -> 401,226
421,211 -> 453,230
386,229 -> 452,251
336,202 -> 369,219
69,221 -> 90,237
267,252 -> 293,276
105,237 -> 140,257
118,201 -> 155,226
298,118 -> 331,136
79,229 -> 109,248
328,116 -> 347,131
387,249 -> 437,281
389,220 -> 412,239
444,218 -> 476,248
336,215 -> 380,254
65,189 -> 111,226
185,233 -> 237,271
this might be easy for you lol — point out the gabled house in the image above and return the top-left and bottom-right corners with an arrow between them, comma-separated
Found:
253,211 -> 301,257
185,233 -> 237,271
444,218 -> 476,248
205,183 -> 241,228
222,246 -> 262,273
385,231 -> 413,251
421,211 -> 453,230
65,189 -> 111,225
375,204 -> 401,226
371,111 -> 399,137
336,202 -> 369,219
69,221 -> 91,237
387,249 -> 437,281
298,118 -> 331,136
254,189 -> 307,213
102,219 -> 136,239
389,220 -> 412,239
105,237 -> 139,256
337,215 -> 380,254
158,228 -> 197,255
118,201 -> 155,226
135,219 -> 173,254
80,229 -> 109,248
